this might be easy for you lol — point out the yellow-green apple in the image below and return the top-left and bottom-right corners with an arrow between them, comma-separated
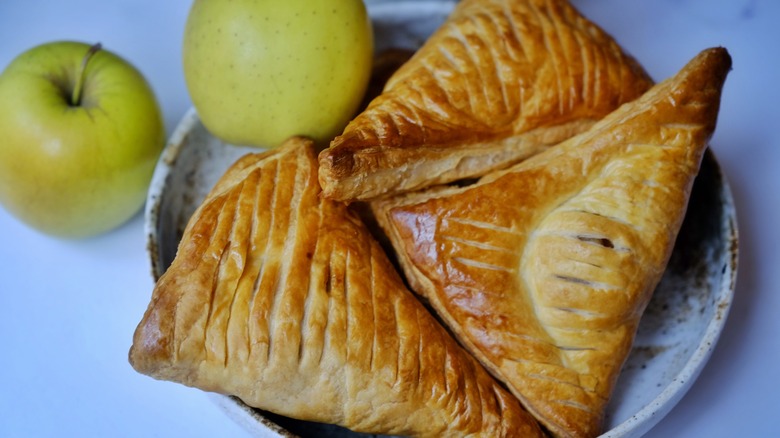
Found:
0,41 -> 165,238
183,0 -> 374,148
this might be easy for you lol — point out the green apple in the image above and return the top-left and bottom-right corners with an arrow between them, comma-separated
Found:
0,41 -> 165,239
183,0 -> 374,148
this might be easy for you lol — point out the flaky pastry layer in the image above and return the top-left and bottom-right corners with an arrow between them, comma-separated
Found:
130,137 -> 544,437
372,48 -> 731,438
319,0 -> 653,201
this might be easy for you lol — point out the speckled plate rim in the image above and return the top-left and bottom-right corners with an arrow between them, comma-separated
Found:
602,192 -> 738,438
141,2 -> 740,437
144,107 -> 199,279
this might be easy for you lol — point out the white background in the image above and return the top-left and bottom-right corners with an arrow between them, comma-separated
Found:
1,0 -> 778,437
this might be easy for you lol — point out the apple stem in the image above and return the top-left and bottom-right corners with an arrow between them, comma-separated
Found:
71,43 -> 102,106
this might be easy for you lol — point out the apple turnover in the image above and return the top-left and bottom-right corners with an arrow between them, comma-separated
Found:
129,137 -> 544,437
371,48 -> 731,437
318,0 -> 653,201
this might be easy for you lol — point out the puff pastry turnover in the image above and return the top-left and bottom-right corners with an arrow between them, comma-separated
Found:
318,0 -> 653,201
129,137 -> 544,437
371,48 -> 731,437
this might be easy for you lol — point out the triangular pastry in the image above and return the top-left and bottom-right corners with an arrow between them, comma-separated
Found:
370,48 -> 731,437
318,0 -> 653,201
129,137 -> 544,437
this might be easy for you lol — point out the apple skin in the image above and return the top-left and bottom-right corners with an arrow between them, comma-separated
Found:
183,0 -> 374,148
0,41 -> 165,238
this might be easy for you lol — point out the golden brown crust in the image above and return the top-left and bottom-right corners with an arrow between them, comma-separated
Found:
129,137 -> 544,437
371,48 -> 731,437
319,0 -> 653,201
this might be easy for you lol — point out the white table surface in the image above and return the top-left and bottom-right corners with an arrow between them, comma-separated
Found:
1,0 -> 777,437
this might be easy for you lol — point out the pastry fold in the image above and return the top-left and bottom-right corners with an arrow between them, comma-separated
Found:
129,137 -> 544,437
319,0 -> 653,201
371,48 -> 731,437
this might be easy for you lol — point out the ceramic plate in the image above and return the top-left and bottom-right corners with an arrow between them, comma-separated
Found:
144,2 -> 738,437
